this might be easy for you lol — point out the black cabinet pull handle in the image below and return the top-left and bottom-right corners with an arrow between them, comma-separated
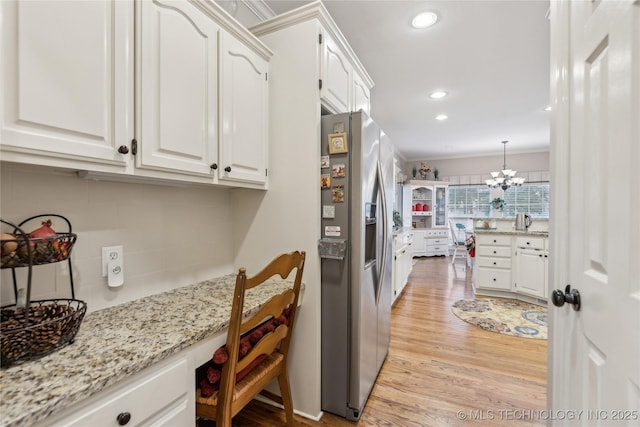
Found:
493,262 -> 497,265
210,163 -> 218,170
492,278 -> 497,282
224,166 -> 232,172
117,412 -> 131,425
493,250 -> 497,254
118,145 -> 129,154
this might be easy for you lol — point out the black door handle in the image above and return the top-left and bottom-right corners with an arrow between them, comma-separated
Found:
552,285 -> 581,311
118,145 -> 129,154
224,166 -> 232,172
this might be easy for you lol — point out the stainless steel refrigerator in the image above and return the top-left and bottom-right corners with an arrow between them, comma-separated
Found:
319,111 -> 393,420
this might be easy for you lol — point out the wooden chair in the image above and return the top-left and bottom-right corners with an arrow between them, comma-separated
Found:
196,251 -> 306,427
449,220 -> 467,265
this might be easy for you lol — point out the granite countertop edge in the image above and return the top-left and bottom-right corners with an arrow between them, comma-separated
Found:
0,274 -> 295,427
473,230 -> 549,236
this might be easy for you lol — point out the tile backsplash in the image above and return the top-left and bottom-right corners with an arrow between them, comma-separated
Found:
1,164 -> 235,313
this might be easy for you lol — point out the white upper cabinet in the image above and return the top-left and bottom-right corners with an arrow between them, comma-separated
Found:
136,0 -> 219,177
219,31 -> 269,185
1,0 -> 133,171
1,0 -> 271,189
320,30 -> 351,114
352,71 -> 371,115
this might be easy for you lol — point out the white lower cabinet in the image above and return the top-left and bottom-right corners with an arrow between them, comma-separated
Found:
475,234 -> 512,291
40,355 -> 192,427
411,229 -> 448,257
474,232 -> 548,304
513,237 -> 548,299
393,231 -> 413,303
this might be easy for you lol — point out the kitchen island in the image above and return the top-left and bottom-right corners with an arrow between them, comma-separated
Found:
473,228 -> 549,304
0,275 -> 298,427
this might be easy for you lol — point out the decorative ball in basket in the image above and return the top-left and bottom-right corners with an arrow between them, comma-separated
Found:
1,215 -> 86,367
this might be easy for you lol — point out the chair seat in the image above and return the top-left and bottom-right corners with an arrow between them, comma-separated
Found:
196,352 -> 285,418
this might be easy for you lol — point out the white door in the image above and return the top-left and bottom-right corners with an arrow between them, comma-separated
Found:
218,31 -> 269,185
549,0 -> 640,423
320,30 -> 351,114
1,0 -> 132,168
137,0 -> 218,177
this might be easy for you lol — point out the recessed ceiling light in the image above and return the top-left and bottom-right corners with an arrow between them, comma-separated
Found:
544,106 -> 552,111
435,114 -> 448,121
429,91 -> 448,99
412,12 -> 438,29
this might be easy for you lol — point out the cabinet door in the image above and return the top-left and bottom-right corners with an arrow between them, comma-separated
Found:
433,185 -> 448,227
514,249 -> 545,298
219,31 -> 269,185
1,0 -> 132,168
47,357 -> 191,427
411,231 -> 426,256
137,0 -> 218,177
352,72 -> 371,115
320,30 -> 350,113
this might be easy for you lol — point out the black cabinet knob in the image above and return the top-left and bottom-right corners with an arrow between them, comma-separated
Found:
118,145 -> 129,154
117,412 -> 131,425
224,166 -> 232,173
210,163 -> 218,170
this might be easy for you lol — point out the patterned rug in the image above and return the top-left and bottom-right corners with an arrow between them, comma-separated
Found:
451,298 -> 548,339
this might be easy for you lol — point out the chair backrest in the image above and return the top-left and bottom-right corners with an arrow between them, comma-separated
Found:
216,251 -> 306,416
449,220 -> 461,245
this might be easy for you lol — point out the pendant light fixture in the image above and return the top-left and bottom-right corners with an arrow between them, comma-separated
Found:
485,141 -> 525,190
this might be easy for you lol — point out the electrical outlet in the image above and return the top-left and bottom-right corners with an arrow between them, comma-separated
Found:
102,245 -> 123,277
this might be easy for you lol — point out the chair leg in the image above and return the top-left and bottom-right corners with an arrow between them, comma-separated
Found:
278,371 -> 294,427
451,246 -> 458,264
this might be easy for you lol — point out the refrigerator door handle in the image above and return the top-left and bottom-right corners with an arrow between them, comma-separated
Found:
375,161 -> 388,306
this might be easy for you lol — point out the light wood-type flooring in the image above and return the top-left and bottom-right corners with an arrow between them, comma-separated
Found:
202,257 -> 547,426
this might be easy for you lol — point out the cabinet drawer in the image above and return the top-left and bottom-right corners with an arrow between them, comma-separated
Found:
515,236 -> 545,250
477,246 -> 512,258
477,234 -> 511,246
476,257 -> 512,269
54,358 -> 189,427
426,238 -> 447,246
477,268 -> 512,290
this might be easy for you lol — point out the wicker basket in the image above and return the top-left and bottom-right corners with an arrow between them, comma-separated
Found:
0,232 -> 77,268
0,299 -> 87,367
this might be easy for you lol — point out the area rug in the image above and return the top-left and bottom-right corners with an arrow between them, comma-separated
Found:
451,298 -> 547,339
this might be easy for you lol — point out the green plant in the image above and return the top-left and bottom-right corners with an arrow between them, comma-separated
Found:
491,197 -> 505,211
393,211 -> 402,228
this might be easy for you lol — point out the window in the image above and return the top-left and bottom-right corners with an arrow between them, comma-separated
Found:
448,183 -> 550,218
503,183 -> 550,217
448,186 -> 492,217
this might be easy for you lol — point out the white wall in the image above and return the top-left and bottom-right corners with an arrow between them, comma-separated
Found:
0,163 -> 236,312
230,20 -> 322,420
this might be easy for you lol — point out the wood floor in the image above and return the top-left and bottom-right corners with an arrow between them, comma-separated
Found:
211,257 -> 547,426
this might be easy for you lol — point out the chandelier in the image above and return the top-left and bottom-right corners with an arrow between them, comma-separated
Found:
485,141 -> 525,190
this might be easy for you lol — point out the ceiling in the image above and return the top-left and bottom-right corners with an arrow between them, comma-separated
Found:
262,0 -> 551,160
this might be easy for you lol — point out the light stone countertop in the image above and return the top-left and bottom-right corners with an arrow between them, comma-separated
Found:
0,274 -> 295,427
473,229 -> 549,237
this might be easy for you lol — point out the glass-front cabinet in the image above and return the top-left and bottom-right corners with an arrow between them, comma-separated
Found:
406,180 -> 449,257
434,184 -> 448,227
